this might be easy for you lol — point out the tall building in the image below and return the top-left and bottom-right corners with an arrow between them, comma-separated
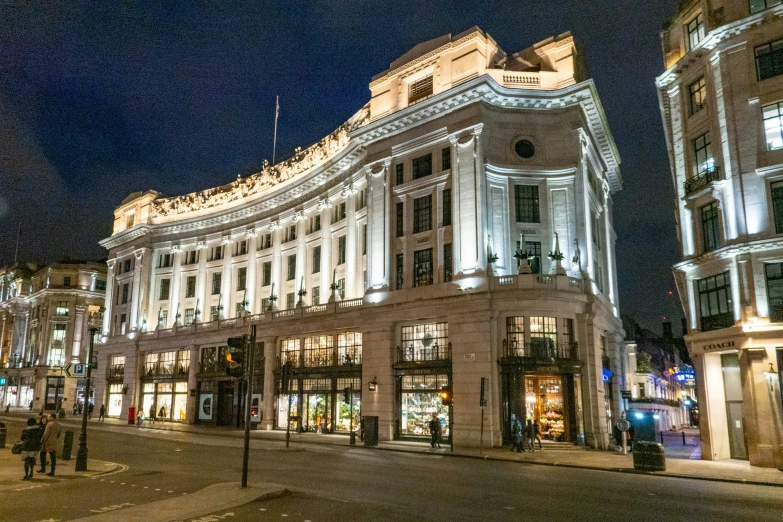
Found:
658,0 -> 783,467
0,262 -> 106,412
97,27 -> 624,449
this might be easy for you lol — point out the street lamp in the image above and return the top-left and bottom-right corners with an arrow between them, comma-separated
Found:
75,306 -> 104,472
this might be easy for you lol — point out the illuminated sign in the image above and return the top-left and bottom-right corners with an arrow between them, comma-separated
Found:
675,370 -> 695,382
0,377 -> 5,386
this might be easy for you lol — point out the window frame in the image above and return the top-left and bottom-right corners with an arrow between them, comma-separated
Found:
700,201 -> 721,253
697,272 -> 734,331
413,195 -> 433,234
765,262 -> 783,323
412,153 -> 433,180
413,248 -> 433,288
689,76 -> 706,116
686,13 -> 705,51
514,185 -> 541,223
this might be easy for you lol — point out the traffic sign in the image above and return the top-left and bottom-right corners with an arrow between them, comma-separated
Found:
617,419 -> 631,432
621,390 -> 632,400
64,364 -> 86,378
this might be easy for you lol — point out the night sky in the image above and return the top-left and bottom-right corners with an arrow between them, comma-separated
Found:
0,1 -> 682,332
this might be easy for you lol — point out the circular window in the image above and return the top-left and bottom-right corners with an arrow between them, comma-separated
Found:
514,139 -> 535,159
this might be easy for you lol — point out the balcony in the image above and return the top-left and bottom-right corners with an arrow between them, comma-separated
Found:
107,365 -> 125,379
143,362 -> 189,378
396,342 -> 452,364
501,339 -> 578,360
683,166 -> 720,196
629,397 -> 682,408
489,273 -> 584,293
199,360 -> 230,375
277,351 -> 362,370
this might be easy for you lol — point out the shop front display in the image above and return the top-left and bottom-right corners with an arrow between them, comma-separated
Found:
398,374 -> 450,439
141,380 -> 189,421
45,376 -> 64,411
502,372 -> 580,443
107,383 -> 123,417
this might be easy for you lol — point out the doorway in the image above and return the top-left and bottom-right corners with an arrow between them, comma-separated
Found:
217,381 -> 235,426
721,354 -> 748,460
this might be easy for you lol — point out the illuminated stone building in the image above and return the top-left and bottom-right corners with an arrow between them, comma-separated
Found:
96,27 -> 624,449
658,0 -> 783,467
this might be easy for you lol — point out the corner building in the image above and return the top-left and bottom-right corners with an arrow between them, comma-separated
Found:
97,28 -> 624,449
658,1 -> 783,467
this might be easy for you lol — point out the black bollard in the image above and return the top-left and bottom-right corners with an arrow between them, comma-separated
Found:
682,431 -> 686,445
660,431 -> 664,444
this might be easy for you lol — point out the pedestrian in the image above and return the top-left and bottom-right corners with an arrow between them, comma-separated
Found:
37,415 -> 48,473
78,402 -> 83,415
21,417 -> 43,480
40,413 -> 62,476
137,411 -> 145,428
533,420 -> 543,450
359,417 -> 365,441
88,403 -> 94,420
428,414 -> 442,448
98,404 -> 106,422
526,420 -> 535,451
72,402 -> 78,415
510,418 -> 520,452
159,404 -> 167,422
149,404 -> 156,424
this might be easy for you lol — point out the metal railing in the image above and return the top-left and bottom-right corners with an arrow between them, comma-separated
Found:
107,365 -> 125,379
684,166 -> 720,196
277,350 -> 362,369
502,339 -> 578,360
396,342 -> 452,363
143,362 -> 190,377
199,360 -> 230,374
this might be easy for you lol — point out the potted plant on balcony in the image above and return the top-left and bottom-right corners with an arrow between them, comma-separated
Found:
548,232 -> 567,275
266,293 -> 278,311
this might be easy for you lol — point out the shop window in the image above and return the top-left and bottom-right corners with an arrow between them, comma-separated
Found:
756,37 -> 783,81
303,335 -> 334,367
515,185 -> 540,223
280,338 -> 300,366
186,276 -> 196,298
413,195 -> 432,233
336,376 -> 362,433
413,248 -> 433,287
338,332 -> 362,365
400,322 -> 449,362
400,374 -> 450,438
412,153 -> 432,180
698,272 -> 734,331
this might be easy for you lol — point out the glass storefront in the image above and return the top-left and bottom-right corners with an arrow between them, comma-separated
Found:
276,376 -> 362,434
45,376 -> 64,411
108,383 -> 123,417
503,373 -> 579,443
336,377 -> 361,432
142,380 -> 188,421
525,376 -> 565,440
400,374 -> 450,438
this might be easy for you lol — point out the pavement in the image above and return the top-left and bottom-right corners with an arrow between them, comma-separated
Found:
2,411 -> 782,488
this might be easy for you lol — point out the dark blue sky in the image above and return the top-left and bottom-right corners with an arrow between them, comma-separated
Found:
0,1 -> 682,331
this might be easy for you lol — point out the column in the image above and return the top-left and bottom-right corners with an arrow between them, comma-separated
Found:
169,246 -> 182,328
246,231 -> 258,314
345,186 -> 358,298
261,337 -> 276,430
103,259 -> 116,335
220,236 -> 233,318
270,223 -> 283,305
295,213 -> 306,300
0,315 -> 7,363
71,304 -> 87,363
129,248 -> 147,331
319,200 -> 333,300
196,242 -> 208,323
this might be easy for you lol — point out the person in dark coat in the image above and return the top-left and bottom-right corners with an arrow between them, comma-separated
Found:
98,404 -> 106,422
36,415 -> 48,473
533,420 -> 543,449
88,403 -> 94,419
21,417 -> 43,479
525,420 -> 536,451
428,414 -> 442,448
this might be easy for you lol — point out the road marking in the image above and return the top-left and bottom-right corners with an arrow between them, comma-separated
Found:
155,488 -> 161,491
13,484 -> 47,492
259,508 -> 267,511
90,502 -> 135,514
189,513 -> 235,521
168,490 -> 173,493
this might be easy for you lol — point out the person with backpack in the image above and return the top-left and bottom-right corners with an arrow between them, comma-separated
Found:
21,417 -> 43,480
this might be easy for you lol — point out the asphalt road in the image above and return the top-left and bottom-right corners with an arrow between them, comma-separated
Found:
1,421 -> 781,522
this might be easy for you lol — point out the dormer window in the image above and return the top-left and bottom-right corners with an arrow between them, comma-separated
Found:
126,212 -> 135,229
408,76 -> 433,105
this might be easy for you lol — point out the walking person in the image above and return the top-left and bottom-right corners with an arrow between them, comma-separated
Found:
88,402 -> 94,419
36,415 -> 48,473
533,420 -> 543,450
149,403 -> 156,424
525,420 -> 536,451
429,414 -> 442,449
21,417 -> 43,480
159,404 -> 167,422
72,402 -> 78,416
40,413 -> 62,476
98,404 -> 106,422
137,411 -> 145,428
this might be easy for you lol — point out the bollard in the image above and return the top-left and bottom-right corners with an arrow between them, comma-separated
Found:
0,422 -> 6,449
660,431 -> 664,444
62,430 -> 74,460
682,431 -> 686,445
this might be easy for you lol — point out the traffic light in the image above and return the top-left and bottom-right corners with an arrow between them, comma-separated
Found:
226,335 -> 248,377
440,385 -> 452,406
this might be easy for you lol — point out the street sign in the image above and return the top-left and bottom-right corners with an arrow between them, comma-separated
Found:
621,390 -> 632,400
617,419 -> 631,432
64,364 -> 86,378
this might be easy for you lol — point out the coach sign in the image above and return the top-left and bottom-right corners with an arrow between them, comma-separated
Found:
696,340 -> 738,353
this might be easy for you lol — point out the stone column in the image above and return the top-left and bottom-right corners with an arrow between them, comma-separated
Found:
196,241 -> 208,323
129,248 -> 148,331
295,212 -> 307,301
344,185 -> 358,298
103,259 -> 116,335
246,230 -> 258,314
270,222 -> 283,306
261,337 -> 277,430
576,312 -> 608,449
169,245 -> 182,328
319,200 -> 332,301
0,315 -> 7,364
220,235 -> 233,319
71,304 -> 87,363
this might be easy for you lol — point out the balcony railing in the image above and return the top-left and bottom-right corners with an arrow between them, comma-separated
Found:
396,342 -> 452,363
502,339 -> 578,360
107,365 -> 125,379
199,360 -> 230,374
277,351 -> 362,369
683,166 -> 720,196
143,362 -> 189,378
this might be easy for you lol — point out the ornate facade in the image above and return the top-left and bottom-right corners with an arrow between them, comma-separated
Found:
658,0 -> 783,467
97,27 -> 624,449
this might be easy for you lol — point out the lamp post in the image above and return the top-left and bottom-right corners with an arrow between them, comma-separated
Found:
75,307 -> 103,472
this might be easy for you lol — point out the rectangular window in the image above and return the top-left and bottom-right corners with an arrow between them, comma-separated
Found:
312,246 -> 321,273
95,279 -> 106,291
122,284 -> 129,304
184,250 -> 198,265
363,225 -> 367,255
701,202 -> 721,252
159,278 -> 170,301
766,263 -> 783,322
235,240 -> 247,256
693,132 -> 714,176
312,286 -> 320,306
413,195 -> 432,233
395,163 -> 404,186
211,272 -> 221,295
186,276 -> 196,298
400,322 -> 449,361
210,246 -> 224,262
56,301 -> 69,316
763,101 -> 783,150
120,313 -> 127,334
49,324 -> 67,366
63,276 -> 71,287
285,225 -> 297,243
442,147 -> 451,171
304,335 -> 334,367
751,0 -> 783,15
159,309 -> 168,328
338,278 -> 345,299
210,305 -> 219,322
158,254 -> 172,268
262,261 -> 272,286
259,234 -> 272,250
237,267 -> 247,291
338,332 -> 362,365
773,181 -> 783,234
338,236 -> 346,265
396,202 -> 404,237
443,243 -> 453,282
689,76 -> 706,115
515,185 -> 540,223
396,253 -> 404,290
184,308 -> 194,325
412,153 -> 432,180
698,272 -> 734,331
287,255 -> 296,281
506,317 -> 525,356
530,317 -> 558,357
516,240 -> 542,274
335,202 -> 346,222
756,38 -> 783,81
686,13 -> 705,50
126,213 -> 135,228
413,248 -> 433,287
442,189 -> 451,226
408,75 -> 433,104
124,259 -> 131,273
310,215 -> 321,234
286,292 -> 295,309
562,318 -> 575,351
280,338 -> 300,366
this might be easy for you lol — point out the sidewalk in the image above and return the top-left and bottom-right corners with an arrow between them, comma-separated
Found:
2,412 -> 781,487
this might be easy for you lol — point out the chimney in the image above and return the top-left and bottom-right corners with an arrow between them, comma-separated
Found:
662,321 -> 673,340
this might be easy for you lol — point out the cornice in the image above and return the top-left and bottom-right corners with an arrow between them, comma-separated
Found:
674,235 -> 783,271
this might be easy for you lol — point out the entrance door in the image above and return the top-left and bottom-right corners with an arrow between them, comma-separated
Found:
303,393 -> 331,433
217,382 -> 235,426
45,377 -> 65,411
721,354 -> 748,460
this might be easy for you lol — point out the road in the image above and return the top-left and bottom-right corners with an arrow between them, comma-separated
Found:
0,421 -> 781,522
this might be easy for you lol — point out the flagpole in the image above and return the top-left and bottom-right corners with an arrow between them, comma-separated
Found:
14,222 -> 21,264
272,96 -> 279,166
